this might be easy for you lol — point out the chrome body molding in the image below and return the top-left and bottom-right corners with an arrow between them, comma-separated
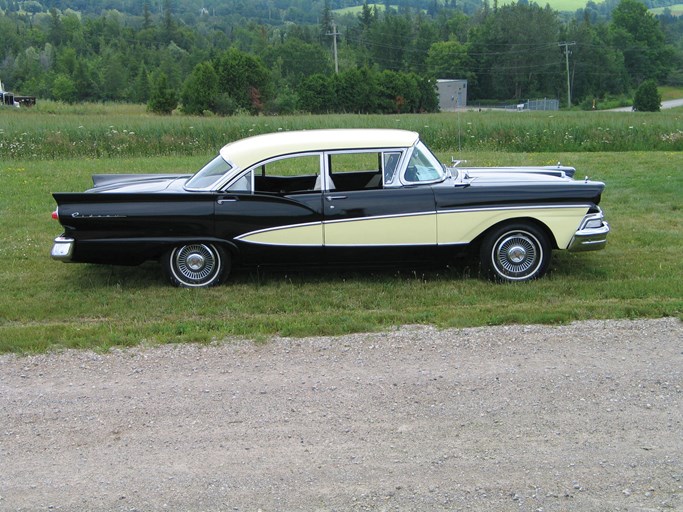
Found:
234,221 -> 323,247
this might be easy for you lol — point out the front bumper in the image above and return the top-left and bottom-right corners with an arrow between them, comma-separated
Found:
51,236 -> 74,261
568,210 -> 610,252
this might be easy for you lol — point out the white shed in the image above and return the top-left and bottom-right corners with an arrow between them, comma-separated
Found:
437,79 -> 467,111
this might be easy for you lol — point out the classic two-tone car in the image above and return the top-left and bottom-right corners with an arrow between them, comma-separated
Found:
51,129 -> 609,287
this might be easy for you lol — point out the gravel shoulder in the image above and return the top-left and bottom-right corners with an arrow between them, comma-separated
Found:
1,318 -> 682,511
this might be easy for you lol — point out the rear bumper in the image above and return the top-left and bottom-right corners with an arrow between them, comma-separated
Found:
51,236 -> 74,261
568,210 -> 610,252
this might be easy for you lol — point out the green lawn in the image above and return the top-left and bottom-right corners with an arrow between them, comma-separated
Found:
659,85 -> 683,101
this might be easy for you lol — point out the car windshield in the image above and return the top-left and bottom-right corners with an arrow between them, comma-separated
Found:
404,142 -> 446,183
185,155 -> 233,190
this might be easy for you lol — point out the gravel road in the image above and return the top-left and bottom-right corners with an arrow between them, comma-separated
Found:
1,318 -> 682,511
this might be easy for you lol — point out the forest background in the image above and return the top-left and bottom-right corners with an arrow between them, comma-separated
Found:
1,0 -> 683,114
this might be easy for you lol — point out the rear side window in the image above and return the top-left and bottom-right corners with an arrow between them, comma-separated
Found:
228,154 -> 324,195
326,150 -> 404,191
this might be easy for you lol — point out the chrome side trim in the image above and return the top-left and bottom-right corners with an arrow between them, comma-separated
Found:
51,236 -> 75,261
324,210 -> 435,225
439,204 -> 592,215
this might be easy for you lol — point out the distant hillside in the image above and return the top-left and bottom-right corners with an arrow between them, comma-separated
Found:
8,0 -> 683,21
650,3 -> 683,15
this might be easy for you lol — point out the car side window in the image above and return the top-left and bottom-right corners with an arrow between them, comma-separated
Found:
383,152 -> 402,186
228,154 -> 324,195
226,170 -> 253,192
326,151 -> 385,191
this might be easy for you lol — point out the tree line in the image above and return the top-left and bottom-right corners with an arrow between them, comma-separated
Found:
0,0 -> 681,114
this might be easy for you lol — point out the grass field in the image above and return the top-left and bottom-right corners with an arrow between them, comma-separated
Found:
349,1 -> 683,14
336,0 -> 600,14
0,106 -> 681,353
2,105 -> 682,160
650,4 -> 683,16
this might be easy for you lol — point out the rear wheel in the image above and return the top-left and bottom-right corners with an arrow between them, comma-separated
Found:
480,223 -> 551,282
163,243 -> 229,287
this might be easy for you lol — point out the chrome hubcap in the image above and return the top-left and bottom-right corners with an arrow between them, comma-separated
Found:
495,233 -> 540,276
507,245 -> 527,264
186,252 -> 206,271
174,244 -> 218,282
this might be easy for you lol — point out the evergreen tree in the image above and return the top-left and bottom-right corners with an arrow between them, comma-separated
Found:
48,8 -> 65,46
320,0 -> 334,41
148,71 -> 177,114
633,79 -> 661,111
162,0 -> 177,44
359,1 -> 375,32
143,2 -> 152,30
131,65 -> 150,104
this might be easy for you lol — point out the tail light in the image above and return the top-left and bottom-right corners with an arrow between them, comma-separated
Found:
52,208 -> 59,220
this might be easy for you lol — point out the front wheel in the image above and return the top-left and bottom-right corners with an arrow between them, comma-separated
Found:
480,224 -> 551,282
163,243 -> 229,287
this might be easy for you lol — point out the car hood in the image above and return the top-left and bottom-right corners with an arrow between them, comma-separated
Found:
88,174 -> 191,193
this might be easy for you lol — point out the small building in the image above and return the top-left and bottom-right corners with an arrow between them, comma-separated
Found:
437,79 -> 467,111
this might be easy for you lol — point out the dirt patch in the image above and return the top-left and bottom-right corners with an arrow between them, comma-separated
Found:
1,318 -> 681,511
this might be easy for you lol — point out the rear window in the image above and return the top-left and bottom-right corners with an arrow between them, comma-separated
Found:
185,155 -> 233,190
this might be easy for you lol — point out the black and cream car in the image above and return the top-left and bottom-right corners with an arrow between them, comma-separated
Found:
51,129 -> 609,287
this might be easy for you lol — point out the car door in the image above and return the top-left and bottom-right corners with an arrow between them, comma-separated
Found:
321,150 -> 437,264
214,154 -> 325,266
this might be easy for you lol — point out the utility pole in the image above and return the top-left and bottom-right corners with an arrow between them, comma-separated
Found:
327,22 -> 339,74
559,42 -> 575,109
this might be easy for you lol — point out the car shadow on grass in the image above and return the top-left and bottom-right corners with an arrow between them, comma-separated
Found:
74,262 -> 167,288
231,259 -> 481,286
68,258 -> 482,289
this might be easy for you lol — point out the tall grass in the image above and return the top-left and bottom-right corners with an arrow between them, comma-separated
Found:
1,105 -> 682,160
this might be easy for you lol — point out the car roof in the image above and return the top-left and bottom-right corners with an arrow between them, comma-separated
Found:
219,128 -> 419,170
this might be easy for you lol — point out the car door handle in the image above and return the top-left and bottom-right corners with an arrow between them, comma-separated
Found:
217,196 -> 238,204
325,195 -> 347,201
